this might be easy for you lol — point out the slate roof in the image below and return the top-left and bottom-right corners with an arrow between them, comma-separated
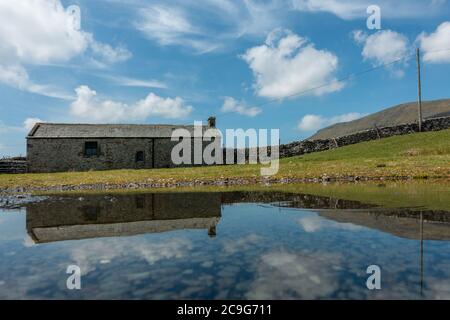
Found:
27,123 -> 216,139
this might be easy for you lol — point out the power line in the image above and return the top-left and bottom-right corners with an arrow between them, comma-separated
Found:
182,47 -> 450,125
217,47 -> 450,121
261,56 -> 415,107
216,53 -> 415,120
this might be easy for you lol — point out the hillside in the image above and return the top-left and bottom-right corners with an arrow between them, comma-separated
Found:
309,99 -> 450,140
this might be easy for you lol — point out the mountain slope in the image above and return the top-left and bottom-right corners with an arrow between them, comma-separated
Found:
309,99 -> 450,140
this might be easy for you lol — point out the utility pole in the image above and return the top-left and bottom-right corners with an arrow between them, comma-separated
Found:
416,48 -> 423,132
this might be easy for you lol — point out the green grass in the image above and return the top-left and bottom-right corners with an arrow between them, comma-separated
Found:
1,129 -> 449,191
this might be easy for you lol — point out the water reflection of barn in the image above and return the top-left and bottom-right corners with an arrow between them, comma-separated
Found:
25,191 -> 450,244
26,193 -> 221,244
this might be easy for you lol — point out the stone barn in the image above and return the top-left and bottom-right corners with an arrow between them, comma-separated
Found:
26,118 -> 219,173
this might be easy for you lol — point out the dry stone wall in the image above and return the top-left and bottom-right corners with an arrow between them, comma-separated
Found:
280,116 -> 450,158
225,116 -> 450,161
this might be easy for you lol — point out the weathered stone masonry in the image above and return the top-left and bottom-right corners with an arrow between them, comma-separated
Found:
27,120 -> 219,173
0,157 -> 27,174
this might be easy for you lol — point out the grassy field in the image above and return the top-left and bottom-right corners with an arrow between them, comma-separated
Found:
1,129 -> 449,191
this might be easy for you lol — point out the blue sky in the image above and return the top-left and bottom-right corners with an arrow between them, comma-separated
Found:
1,0 -> 450,156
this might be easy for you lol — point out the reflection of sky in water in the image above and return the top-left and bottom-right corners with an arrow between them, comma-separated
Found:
0,204 -> 450,300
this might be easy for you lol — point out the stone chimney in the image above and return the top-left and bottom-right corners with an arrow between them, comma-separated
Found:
207,116 -> 216,128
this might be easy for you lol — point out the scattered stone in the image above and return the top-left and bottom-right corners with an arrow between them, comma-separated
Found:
0,194 -> 48,209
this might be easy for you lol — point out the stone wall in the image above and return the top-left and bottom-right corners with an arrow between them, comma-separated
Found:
0,158 -> 27,174
225,116 -> 450,161
27,137 -> 213,173
279,116 -> 450,158
28,138 -> 154,173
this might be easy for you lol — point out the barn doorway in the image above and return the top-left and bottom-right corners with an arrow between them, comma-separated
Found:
135,151 -> 144,163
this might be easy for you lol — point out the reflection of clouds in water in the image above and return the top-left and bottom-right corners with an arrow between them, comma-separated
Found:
298,215 -> 364,233
246,251 -> 341,299
201,261 -> 214,268
2,204 -> 450,299
134,238 -> 192,265
163,232 -> 272,299
71,237 -> 192,275
71,240 -> 121,275
0,210 -> 27,241
222,234 -> 263,254
22,234 -> 36,248
426,280 -> 450,300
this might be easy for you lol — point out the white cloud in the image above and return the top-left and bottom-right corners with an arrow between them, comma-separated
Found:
353,30 -> 410,64
352,30 -> 410,77
297,115 -> 325,131
0,0 -> 88,65
222,234 -> 263,254
22,234 -> 36,248
237,0 -> 284,37
134,1 -> 284,53
0,64 -> 73,100
292,0 -> 368,19
70,85 -> 193,122
133,238 -> 192,265
297,112 -> 365,131
242,29 -> 343,99
0,0 -> 131,65
246,251 -> 341,299
220,97 -> 262,117
70,237 -> 192,275
292,0 -> 447,20
418,21 -> 450,63
135,5 -> 219,54
298,215 -> 364,233
0,0 -> 131,98
106,75 -> 167,89
87,35 -> 132,65
23,118 -> 44,132
426,279 -> 450,299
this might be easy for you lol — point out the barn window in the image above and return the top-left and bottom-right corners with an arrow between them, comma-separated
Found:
135,195 -> 145,209
135,151 -> 144,162
84,142 -> 98,156
82,206 -> 100,221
